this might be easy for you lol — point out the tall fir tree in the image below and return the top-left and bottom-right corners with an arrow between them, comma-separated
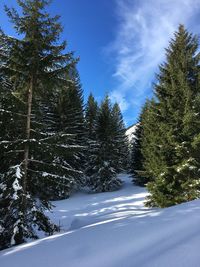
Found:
0,0 -> 80,249
85,93 -> 99,140
130,123 -> 143,185
88,96 -> 122,192
85,93 -> 99,182
143,25 -> 200,207
111,103 -> 129,172
130,100 -> 157,186
58,66 -> 86,187
141,99 -> 163,185
29,89 -> 82,201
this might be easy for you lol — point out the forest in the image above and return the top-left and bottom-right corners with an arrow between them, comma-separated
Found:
1,0 -> 200,258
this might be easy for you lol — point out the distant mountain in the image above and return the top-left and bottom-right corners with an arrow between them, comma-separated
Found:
126,123 -> 138,142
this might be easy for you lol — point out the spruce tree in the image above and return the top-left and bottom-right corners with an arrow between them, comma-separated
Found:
130,101 -> 156,186
130,122 -> 144,186
85,93 -> 99,182
141,99 -> 164,185
0,0 -> 78,248
111,103 -> 129,172
130,123 -> 142,184
89,96 -> 122,192
29,90 -> 82,201
85,93 -> 98,140
58,67 -> 86,187
144,25 -> 200,207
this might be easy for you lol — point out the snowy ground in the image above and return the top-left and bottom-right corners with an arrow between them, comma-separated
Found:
1,174 -> 200,267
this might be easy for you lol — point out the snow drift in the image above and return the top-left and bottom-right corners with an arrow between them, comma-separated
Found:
0,174 -> 200,267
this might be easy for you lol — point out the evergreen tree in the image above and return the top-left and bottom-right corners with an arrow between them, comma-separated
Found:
130,123 -> 143,184
130,101 -> 156,186
141,99 -> 163,185
85,93 -> 99,182
144,25 -> 200,207
111,103 -> 129,172
58,67 -> 86,187
0,0 -> 79,248
85,93 -> 98,140
89,96 -> 122,192
29,90 -> 82,201
0,164 -> 56,250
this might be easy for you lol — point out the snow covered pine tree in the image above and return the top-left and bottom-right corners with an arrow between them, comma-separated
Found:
0,0 -> 81,249
88,96 -> 123,192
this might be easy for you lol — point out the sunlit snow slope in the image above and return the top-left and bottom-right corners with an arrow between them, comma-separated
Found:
1,174 -> 200,267
126,124 -> 138,142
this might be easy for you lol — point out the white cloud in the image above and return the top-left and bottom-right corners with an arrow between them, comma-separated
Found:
109,90 -> 130,111
108,0 -> 200,115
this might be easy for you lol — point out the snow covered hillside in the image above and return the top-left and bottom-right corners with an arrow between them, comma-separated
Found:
126,124 -> 138,142
1,174 -> 200,267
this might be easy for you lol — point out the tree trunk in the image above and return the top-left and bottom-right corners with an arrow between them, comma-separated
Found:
23,75 -> 34,210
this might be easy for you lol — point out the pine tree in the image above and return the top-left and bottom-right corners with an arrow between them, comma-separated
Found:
144,25 -> 200,207
58,67 -> 86,187
130,101 -> 156,186
130,123 -> 142,184
89,96 -> 122,192
85,93 -> 99,140
141,99 -> 164,185
0,164 -> 56,250
111,103 -> 129,172
29,90 -> 82,201
0,0 -> 78,248
85,93 -> 99,182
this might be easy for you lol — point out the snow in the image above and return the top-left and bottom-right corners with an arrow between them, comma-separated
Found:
10,220 -> 21,246
12,165 -> 22,200
126,124 -> 138,142
1,174 -> 200,267
15,166 -> 22,179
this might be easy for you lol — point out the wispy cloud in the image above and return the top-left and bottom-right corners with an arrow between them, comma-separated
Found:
108,0 -> 200,122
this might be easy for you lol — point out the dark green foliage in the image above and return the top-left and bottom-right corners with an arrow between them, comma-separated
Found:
85,93 -> 98,140
88,96 -> 124,192
130,122 -> 145,186
130,123 -> 142,184
130,101 -> 156,186
0,164 -> 57,250
112,104 -> 129,168
29,92 -> 82,200
143,25 -> 200,207
0,0 -> 80,249
138,100 -> 161,184
111,103 -> 129,171
57,67 -> 86,187
85,93 -> 99,181
0,82 -> 58,249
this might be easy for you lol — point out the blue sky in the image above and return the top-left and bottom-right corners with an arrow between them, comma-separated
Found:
1,0 -> 200,126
